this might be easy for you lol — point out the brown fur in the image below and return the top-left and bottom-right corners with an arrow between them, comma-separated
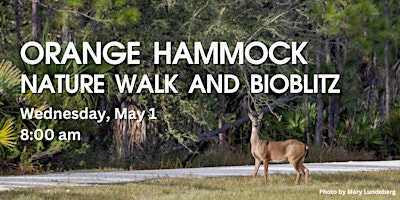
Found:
249,113 -> 309,184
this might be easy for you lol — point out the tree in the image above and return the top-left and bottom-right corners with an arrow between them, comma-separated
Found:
0,0 -> 399,170
383,0 -> 390,118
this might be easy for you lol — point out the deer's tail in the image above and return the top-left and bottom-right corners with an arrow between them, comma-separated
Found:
304,145 -> 309,159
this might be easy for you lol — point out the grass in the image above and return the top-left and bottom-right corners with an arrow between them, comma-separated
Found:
306,145 -> 377,162
179,144 -> 377,169
1,170 -> 399,200
1,144 -> 385,175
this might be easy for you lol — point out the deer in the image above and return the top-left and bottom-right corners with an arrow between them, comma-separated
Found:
248,113 -> 309,185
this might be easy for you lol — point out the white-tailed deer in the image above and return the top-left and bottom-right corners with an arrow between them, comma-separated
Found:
248,113 -> 309,184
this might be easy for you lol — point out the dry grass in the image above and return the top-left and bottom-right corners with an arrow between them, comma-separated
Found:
189,146 -> 254,167
1,170 -> 399,200
306,145 -> 376,162
187,145 -> 376,168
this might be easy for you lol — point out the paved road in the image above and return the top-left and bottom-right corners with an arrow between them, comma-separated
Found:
0,160 -> 398,191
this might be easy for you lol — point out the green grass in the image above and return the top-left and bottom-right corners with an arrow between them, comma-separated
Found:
1,170 -> 399,200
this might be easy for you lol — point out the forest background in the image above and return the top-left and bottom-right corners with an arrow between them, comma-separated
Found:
0,0 -> 399,174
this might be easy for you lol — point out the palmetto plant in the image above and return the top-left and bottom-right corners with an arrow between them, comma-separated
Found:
0,60 -> 21,157
0,60 -> 47,158
0,118 -> 18,158
376,109 -> 400,157
0,60 -> 21,102
282,102 -> 317,141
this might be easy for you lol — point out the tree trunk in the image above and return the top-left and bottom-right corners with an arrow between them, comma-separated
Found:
370,51 -> 382,117
325,41 -> 332,146
304,50 -> 311,145
218,94 -> 226,148
61,24 -> 69,43
328,97 -> 338,146
305,96 -> 311,145
218,118 -> 225,148
379,90 -> 385,118
32,0 -> 39,41
384,0 -> 390,118
367,52 -> 375,112
113,102 -> 147,164
325,40 -> 337,147
14,0 -> 21,42
315,40 -> 324,146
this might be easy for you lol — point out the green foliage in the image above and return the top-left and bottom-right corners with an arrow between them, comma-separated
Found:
336,109 -> 399,159
283,102 -> 317,140
64,0 -> 85,8
0,118 -> 18,157
0,60 -> 21,100
376,109 -> 400,157
0,0 -> 399,171
0,60 -> 46,160
321,0 -> 379,38
264,102 -> 316,142
114,7 -> 141,26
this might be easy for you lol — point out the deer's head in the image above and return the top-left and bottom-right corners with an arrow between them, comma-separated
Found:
248,113 -> 264,130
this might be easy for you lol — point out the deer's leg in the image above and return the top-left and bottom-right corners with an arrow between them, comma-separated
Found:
302,164 -> 309,184
263,160 -> 269,181
299,156 -> 309,184
290,159 -> 302,185
253,159 -> 261,178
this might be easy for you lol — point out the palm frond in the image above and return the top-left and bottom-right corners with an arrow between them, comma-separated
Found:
0,117 -> 18,154
0,60 -> 21,99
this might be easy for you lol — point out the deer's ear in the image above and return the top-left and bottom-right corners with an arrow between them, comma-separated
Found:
248,113 -> 255,120
258,112 -> 264,119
